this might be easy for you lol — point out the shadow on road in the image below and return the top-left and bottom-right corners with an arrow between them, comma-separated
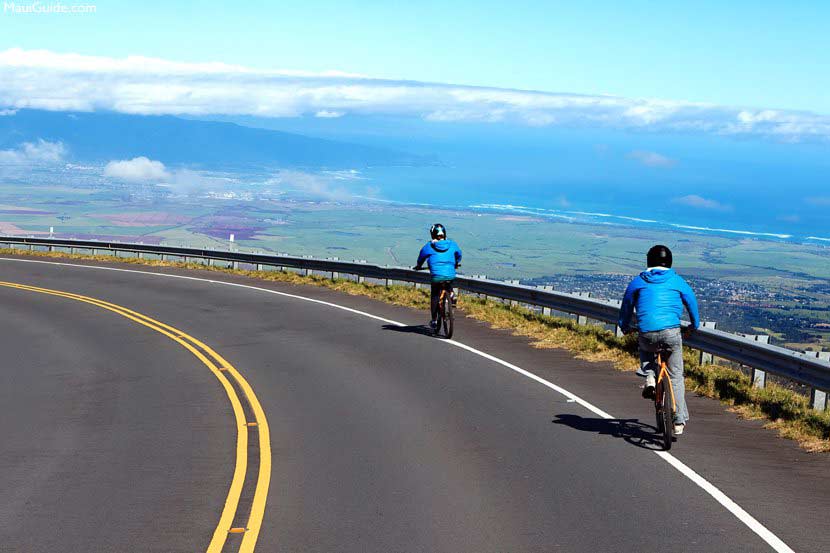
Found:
382,324 -> 435,337
552,414 -> 666,450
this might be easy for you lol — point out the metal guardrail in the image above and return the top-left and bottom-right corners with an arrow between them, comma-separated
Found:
2,235 -> 829,409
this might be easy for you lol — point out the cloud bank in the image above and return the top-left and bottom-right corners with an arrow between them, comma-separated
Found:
103,156 -> 170,182
672,195 -> 732,211
0,139 -> 66,164
1,48 -> 830,141
627,150 -> 677,168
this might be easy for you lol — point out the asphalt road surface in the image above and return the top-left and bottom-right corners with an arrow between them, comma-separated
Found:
1,256 -> 828,553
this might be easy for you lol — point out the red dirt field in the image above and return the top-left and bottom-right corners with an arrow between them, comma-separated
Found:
0,222 -> 49,235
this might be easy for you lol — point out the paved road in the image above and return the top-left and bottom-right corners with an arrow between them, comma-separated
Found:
1,256 -> 828,552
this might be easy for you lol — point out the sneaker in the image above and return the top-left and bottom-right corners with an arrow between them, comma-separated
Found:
450,292 -> 458,306
642,374 -> 656,399
429,320 -> 438,331
674,423 -> 685,435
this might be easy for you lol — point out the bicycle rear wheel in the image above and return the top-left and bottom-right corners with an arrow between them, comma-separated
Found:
442,294 -> 454,339
654,387 -> 664,434
659,378 -> 674,450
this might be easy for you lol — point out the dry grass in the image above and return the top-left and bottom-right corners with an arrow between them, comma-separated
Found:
3,247 -> 829,451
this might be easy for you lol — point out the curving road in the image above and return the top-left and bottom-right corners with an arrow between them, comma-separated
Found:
1,256 -> 828,553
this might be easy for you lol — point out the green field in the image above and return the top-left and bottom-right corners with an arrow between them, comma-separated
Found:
2,178 -> 830,348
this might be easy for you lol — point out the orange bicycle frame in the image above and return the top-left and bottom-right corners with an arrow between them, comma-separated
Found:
655,352 -> 677,414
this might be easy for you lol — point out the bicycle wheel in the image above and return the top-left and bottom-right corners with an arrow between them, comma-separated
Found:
660,377 -> 674,450
442,293 -> 454,339
434,303 -> 443,336
654,384 -> 664,434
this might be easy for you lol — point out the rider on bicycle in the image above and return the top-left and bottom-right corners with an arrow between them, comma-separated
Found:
618,245 -> 700,435
414,223 -> 462,331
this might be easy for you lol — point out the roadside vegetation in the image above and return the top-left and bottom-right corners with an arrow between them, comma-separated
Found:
3,247 -> 829,452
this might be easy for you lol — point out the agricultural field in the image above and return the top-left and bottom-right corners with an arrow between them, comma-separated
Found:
1,174 -> 829,349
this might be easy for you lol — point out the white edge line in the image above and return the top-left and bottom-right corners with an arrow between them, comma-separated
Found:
0,256 -> 795,553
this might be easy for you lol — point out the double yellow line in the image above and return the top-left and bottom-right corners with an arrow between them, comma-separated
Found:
0,281 -> 271,553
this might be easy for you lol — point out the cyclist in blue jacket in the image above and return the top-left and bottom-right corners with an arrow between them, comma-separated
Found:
414,224 -> 462,331
618,245 -> 700,435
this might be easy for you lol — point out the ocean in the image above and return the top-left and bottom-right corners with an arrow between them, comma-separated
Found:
360,164 -> 830,246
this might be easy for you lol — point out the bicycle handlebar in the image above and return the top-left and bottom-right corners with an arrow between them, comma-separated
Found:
412,265 -> 461,271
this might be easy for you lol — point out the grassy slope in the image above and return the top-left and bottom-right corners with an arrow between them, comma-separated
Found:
3,248 -> 828,452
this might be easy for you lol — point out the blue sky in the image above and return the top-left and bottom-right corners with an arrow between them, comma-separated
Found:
1,0 -> 828,114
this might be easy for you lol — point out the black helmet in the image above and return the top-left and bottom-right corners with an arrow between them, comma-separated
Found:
430,223 -> 447,240
647,245 -> 673,268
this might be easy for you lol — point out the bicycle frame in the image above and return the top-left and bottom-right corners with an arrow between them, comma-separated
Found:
655,351 -> 677,416
438,288 -> 449,310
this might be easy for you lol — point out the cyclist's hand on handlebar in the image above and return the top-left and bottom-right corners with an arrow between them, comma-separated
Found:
413,265 -> 423,271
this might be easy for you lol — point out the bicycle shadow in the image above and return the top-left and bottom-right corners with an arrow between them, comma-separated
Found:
381,324 -> 436,337
552,414 -> 667,450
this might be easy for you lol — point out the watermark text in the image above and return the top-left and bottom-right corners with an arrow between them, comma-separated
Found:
4,1 -> 97,14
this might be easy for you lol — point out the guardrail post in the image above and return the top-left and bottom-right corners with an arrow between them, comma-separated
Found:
160,253 -> 167,262
607,299 -> 624,336
698,321 -> 718,364
302,255 -> 314,276
575,292 -> 592,325
743,334 -> 771,388
471,275 -> 487,300
506,280 -> 520,306
326,257 -> 339,279
807,351 -> 830,410
354,259 -> 367,283
539,285 -> 555,316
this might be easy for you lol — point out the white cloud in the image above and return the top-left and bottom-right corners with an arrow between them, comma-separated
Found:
805,196 -> 830,207
268,169 -> 376,201
1,48 -> 830,141
777,214 -> 800,223
672,194 -> 732,211
103,156 -> 170,182
0,109 -> 17,116
0,139 -> 66,164
628,150 -> 677,168
269,169 -> 350,201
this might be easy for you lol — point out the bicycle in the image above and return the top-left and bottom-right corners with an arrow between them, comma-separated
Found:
413,266 -> 458,339
653,346 -> 676,450
434,281 -> 454,339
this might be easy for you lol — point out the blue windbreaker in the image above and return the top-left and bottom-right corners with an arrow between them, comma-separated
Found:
618,268 -> 700,333
417,239 -> 462,282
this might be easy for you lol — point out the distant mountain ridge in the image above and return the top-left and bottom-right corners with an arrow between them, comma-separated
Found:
0,109 -> 425,169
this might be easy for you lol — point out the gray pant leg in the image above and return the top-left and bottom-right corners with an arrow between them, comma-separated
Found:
664,329 -> 689,424
638,335 -> 658,378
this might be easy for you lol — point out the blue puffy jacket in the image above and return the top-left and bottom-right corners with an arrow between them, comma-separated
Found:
417,239 -> 462,282
618,268 -> 700,333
